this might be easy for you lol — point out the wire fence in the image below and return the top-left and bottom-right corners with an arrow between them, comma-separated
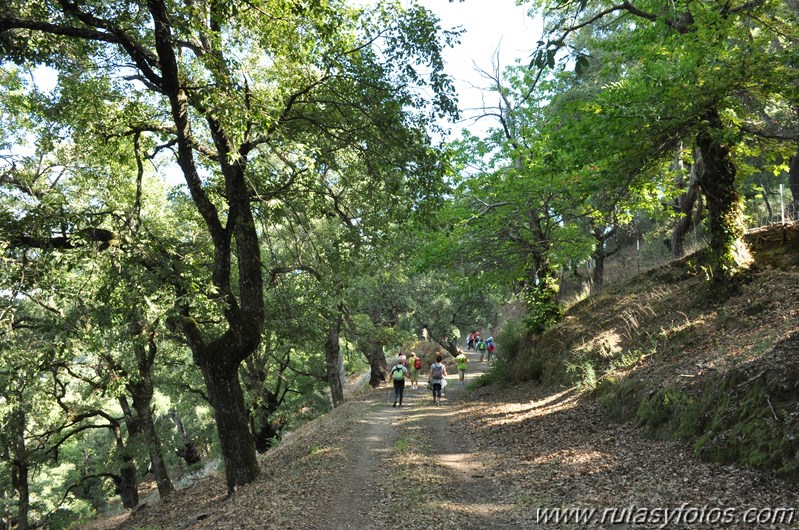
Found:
560,206 -> 798,304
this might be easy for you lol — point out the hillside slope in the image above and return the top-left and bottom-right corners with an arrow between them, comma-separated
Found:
83,224 -> 799,530
508,223 -> 799,479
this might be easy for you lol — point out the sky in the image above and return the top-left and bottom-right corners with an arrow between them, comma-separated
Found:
413,0 -> 541,134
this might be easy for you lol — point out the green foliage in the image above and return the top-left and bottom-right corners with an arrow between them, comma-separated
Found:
636,387 -> 700,439
470,357 -> 514,389
595,378 -> 645,422
692,373 -> 799,480
565,360 -> 598,391
598,356 -> 799,479
495,318 -> 526,364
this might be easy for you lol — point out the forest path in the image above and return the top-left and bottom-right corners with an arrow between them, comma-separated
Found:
317,345 -> 799,530
95,348 -> 799,530
323,349 -> 494,529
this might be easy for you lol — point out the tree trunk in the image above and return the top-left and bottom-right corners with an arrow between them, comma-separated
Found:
590,224 -> 615,290
789,106 -> 799,218
789,147 -> 799,219
117,397 -> 140,509
757,177 -> 773,224
239,350 -> 285,455
250,394 -> 280,453
169,409 -> 201,465
432,336 -> 459,358
129,384 -> 174,498
128,316 -> 174,499
695,108 -> 747,278
670,148 -> 701,258
591,249 -> 605,289
365,343 -> 389,388
526,234 -> 561,333
324,314 -> 345,407
118,463 -> 139,509
199,363 -> 260,492
11,407 -> 29,530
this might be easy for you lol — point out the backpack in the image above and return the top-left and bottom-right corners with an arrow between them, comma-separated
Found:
391,365 -> 405,381
431,363 -> 443,379
414,358 -> 422,370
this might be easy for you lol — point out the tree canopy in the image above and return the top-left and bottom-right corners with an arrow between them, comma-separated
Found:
1,0 -> 798,526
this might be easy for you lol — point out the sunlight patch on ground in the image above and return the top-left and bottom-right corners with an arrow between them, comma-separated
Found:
531,448 -> 616,471
442,501 -> 515,517
480,388 -> 580,427
437,452 -> 475,472
577,330 -> 622,359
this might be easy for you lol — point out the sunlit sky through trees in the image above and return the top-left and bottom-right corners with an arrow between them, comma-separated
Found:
20,1 -> 539,157
413,0 -> 540,134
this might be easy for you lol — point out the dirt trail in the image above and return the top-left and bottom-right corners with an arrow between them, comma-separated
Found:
91,347 -> 799,530
320,346 -> 799,530
322,349 -> 499,530
323,393 -> 398,529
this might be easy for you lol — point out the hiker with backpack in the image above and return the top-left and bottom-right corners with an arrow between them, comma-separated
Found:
466,331 -> 475,351
429,353 -> 448,405
486,337 -> 495,361
390,358 -> 408,407
454,350 -> 468,385
408,352 -> 422,389
477,339 -> 487,361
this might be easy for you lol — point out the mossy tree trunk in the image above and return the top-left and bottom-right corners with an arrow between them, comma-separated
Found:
695,108 -> 748,279
525,223 -> 562,333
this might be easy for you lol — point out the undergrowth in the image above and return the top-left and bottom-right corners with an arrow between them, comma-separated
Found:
493,224 -> 799,480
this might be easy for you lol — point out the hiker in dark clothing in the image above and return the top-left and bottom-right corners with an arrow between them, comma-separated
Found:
390,358 -> 408,407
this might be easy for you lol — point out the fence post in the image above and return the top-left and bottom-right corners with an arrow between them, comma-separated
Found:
636,238 -> 640,274
780,184 -> 785,225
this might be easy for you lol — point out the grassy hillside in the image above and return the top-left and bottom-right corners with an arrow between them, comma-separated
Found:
501,223 -> 799,479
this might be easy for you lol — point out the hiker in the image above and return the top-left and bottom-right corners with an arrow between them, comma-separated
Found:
486,337 -> 495,361
408,351 -> 422,389
476,339 -> 487,361
429,353 -> 448,405
390,358 -> 408,407
398,351 -> 407,366
455,349 -> 468,385
467,331 -> 475,351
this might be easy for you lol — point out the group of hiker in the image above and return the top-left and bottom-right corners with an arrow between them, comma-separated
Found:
388,338 -> 481,407
466,331 -> 494,362
390,351 -> 448,407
